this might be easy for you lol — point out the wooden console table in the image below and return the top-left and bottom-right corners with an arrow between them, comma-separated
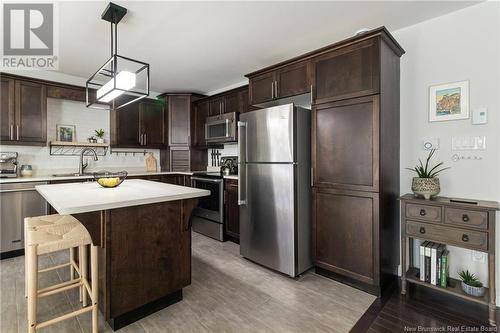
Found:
400,194 -> 499,326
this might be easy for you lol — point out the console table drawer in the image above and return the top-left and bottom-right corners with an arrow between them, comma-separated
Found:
406,221 -> 488,251
406,203 -> 441,222
445,208 -> 488,230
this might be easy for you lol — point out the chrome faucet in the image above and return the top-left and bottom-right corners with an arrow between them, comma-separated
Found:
79,148 -> 98,175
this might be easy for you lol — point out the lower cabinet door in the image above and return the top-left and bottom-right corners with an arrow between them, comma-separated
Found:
224,180 -> 239,240
313,188 -> 379,285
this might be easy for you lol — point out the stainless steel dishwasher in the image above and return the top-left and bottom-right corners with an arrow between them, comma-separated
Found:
0,182 -> 47,257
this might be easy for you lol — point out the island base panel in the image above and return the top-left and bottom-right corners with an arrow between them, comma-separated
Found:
108,290 -> 183,330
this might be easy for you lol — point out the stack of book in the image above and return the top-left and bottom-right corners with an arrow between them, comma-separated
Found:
420,241 -> 449,287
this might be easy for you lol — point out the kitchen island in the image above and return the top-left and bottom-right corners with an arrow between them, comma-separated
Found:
36,179 -> 210,330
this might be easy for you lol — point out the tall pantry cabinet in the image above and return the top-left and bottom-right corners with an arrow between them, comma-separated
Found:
311,29 -> 405,295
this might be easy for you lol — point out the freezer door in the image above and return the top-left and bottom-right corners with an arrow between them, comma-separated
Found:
240,163 -> 296,276
240,104 -> 294,163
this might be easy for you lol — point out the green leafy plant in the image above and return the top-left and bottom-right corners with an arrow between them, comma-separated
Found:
406,149 -> 450,178
458,270 -> 483,288
94,129 -> 105,138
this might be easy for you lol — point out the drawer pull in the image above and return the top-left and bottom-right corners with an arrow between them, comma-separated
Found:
419,227 -> 426,234
419,209 -> 426,216
462,214 -> 469,222
462,234 -> 469,242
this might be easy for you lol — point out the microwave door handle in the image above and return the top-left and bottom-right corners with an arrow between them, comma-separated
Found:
237,121 -> 247,206
225,119 -> 230,137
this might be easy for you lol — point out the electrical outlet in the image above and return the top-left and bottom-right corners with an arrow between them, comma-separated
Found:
472,250 -> 486,263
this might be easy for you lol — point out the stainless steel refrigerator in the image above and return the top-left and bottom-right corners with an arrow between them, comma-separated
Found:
238,104 -> 312,277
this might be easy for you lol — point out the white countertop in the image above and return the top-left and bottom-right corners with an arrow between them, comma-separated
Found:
36,179 -> 210,215
223,175 -> 238,180
0,170 -> 199,184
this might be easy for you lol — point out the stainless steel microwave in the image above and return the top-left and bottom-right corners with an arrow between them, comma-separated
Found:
205,112 -> 238,143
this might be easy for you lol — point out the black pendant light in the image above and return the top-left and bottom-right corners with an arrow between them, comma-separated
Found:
86,2 -> 149,110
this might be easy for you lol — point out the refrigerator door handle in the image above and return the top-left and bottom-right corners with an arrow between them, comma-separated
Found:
237,121 -> 247,205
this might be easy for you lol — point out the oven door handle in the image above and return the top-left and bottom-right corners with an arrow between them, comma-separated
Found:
191,177 -> 222,183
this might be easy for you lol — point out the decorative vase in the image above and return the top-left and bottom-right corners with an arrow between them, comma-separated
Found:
411,177 -> 440,200
97,138 -> 104,144
461,281 -> 485,297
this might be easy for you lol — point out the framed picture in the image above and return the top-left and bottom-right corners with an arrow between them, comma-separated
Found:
429,80 -> 469,122
56,124 -> 76,142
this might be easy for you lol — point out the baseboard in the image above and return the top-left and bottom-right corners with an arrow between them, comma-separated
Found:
0,249 -> 24,260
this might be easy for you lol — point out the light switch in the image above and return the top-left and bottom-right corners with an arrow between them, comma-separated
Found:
452,136 -> 486,150
472,108 -> 487,125
422,138 -> 439,150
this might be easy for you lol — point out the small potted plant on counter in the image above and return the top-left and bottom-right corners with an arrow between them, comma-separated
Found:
459,269 -> 485,297
406,149 -> 449,199
95,129 -> 105,144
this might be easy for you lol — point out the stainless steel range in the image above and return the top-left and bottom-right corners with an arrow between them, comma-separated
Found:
191,172 -> 224,241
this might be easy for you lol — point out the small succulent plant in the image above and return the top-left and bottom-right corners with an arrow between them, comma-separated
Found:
406,149 -> 450,178
95,129 -> 105,138
459,270 -> 483,288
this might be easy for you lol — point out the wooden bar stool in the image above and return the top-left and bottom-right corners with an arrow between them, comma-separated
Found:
25,215 -> 98,333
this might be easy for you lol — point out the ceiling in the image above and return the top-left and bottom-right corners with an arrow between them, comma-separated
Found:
58,1 -> 481,95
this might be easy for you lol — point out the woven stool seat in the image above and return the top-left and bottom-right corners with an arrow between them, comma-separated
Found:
26,216 -> 91,255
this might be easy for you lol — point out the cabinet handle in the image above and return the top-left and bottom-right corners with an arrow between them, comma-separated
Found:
462,234 -> 469,242
16,125 -> 19,140
275,80 -> 278,98
144,133 -> 147,146
9,125 -> 13,140
462,214 -> 469,222
419,227 -> 426,234
311,167 -> 314,187
139,133 -> 142,145
419,209 -> 426,216
271,81 -> 274,99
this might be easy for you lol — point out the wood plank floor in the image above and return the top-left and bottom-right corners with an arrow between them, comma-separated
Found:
351,282 -> 499,332
0,232 -> 375,332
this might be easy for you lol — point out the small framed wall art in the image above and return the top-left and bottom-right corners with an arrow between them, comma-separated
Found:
429,80 -> 469,122
56,124 -> 76,142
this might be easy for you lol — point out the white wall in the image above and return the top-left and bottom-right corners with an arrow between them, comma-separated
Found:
393,1 -> 499,303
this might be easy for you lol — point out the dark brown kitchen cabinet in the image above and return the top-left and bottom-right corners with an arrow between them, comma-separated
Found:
168,95 -> 193,146
0,77 -> 15,142
0,77 -> 47,145
139,99 -> 165,147
207,87 -> 247,116
192,100 -> 209,147
208,97 -> 224,117
311,28 -> 404,296
169,147 -> 206,172
313,188 -> 379,285
313,39 -> 379,104
13,80 -> 47,144
162,174 -> 191,186
312,95 -> 379,192
275,60 -> 311,99
247,60 -> 311,105
111,98 -> 166,148
224,179 -> 239,242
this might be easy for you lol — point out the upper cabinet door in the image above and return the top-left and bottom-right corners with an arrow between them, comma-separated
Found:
140,99 -> 165,147
15,80 -> 47,143
223,91 -> 239,114
168,95 -> 191,146
208,97 -> 223,116
114,100 -> 141,147
314,39 -> 380,104
192,100 -> 208,147
0,77 -> 15,142
275,60 -> 311,99
249,72 -> 275,105
313,95 -> 379,192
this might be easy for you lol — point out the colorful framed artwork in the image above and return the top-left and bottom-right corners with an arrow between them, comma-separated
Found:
56,124 -> 76,142
429,80 -> 469,122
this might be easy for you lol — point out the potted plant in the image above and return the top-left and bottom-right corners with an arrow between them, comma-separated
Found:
459,270 -> 485,297
95,129 -> 105,144
406,149 -> 449,199
87,136 -> 97,143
